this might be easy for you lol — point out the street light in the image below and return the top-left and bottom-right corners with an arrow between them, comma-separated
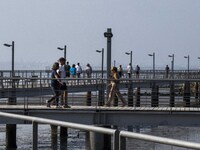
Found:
168,54 -> 174,78
125,51 -> 133,78
4,41 -> 15,77
57,45 -> 67,60
184,55 -> 190,78
96,48 -> 104,78
148,52 -> 155,79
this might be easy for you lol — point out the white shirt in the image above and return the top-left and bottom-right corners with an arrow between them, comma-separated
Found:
58,65 -> 66,82
127,65 -> 132,73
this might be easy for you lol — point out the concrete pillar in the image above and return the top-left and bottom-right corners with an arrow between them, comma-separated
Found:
60,127 -> 68,150
86,91 -> 92,106
151,84 -> 159,107
6,124 -> 17,149
85,131 -> 91,150
135,87 -> 140,107
170,82 -> 175,107
184,81 -> 190,107
7,89 -> 16,105
51,125 -> 58,150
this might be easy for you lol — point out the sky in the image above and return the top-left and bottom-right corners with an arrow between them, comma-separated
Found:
0,0 -> 200,70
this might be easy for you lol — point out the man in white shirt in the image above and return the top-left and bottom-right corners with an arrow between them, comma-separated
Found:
76,62 -> 82,78
127,63 -> 132,78
58,57 -> 70,108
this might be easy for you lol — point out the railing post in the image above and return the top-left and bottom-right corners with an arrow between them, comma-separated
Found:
32,122 -> 38,150
60,127 -> 68,150
113,129 -> 119,150
128,81 -> 133,107
51,125 -> 58,150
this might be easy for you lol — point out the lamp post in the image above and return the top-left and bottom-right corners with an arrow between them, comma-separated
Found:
4,41 -> 15,77
96,48 -> 104,78
148,52 -> 155,79
125,51 -> 133,78
184,55 -> 190,78
168,54 -> 174,78
57,45 -> 67,60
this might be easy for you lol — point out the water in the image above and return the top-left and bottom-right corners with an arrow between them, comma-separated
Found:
0,125 -> 200,150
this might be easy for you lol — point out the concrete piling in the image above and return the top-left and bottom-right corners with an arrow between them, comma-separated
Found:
51,125 -> 58,150
60,127 -> 68,150
6,124 -> 17,150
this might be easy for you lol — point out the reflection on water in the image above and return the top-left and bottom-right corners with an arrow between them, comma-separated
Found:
0,125 -> 200,150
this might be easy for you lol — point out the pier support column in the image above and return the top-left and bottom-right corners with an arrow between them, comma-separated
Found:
89,125 -> 111,150
184,82 -> 190,107
135,87 -> 140,107
151,84 -> 159,107
98,88 -> 105,106
86,91 -> 92,106
33,122 -> 38,150
60,127 -> 68,150
6,124 -> 17,149
128,83 -> 133,107
51,125 -> 58,150
195,82 -> 199,105
170,82 -> 175,107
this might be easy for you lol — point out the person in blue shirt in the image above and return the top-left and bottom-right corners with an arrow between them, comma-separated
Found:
47,62 -> 62,107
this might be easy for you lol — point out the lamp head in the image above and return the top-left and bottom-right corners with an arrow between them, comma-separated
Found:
125,52 -> 130,55
148,54 -> 153,56
184,56 -> 188,59
57,47 -> 64,50
4,43 -> 12,47
96,50 -> 102,53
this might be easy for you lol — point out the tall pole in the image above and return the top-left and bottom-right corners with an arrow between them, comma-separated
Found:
130,51 -> 133,76
102,48 -> 104,78
12,41 -> 15,77
153,52 -> 155,79
104,28 -> 113,78
188,55 -> 190,79
64,45 -> 67,61
168,54 -> 174,79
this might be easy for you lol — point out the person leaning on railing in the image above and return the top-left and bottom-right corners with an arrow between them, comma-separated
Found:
104,67 -> 127,107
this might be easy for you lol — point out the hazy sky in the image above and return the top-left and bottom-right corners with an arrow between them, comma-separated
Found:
1,0 -> 200,69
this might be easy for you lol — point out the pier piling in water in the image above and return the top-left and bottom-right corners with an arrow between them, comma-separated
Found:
51,125 -> 58,150
86,91 -> 92,106
60,127 -> 68,150
6,124 -> 17,149
151,84 -> 159,107
184,81 -> 190,107
135,87 -> 140,107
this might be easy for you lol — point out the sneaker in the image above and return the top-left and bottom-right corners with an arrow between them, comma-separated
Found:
46,100 -> 50,108
62,105 -> 71,108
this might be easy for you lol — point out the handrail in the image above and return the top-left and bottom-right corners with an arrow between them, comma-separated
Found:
1,111 -> 200,149
120,131 -> 200,150
0,111 -> 119,150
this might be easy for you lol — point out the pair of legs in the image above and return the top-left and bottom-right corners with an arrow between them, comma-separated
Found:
47,86 -> 60,107
60,90 -> 70,108
105,83 -> 127,106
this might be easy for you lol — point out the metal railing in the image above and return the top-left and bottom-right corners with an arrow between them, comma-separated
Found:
119,130 -> 200,150
1,111 -> 200,149
0,77 -> 200,109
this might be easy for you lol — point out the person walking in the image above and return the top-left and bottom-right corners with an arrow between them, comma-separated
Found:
165,65 -> 170,78
118,65 -> 123,78
70,64 -> 76,85
58,57 -> 70,108
76,62 -> 82,78
127,63 -> 132,78
47,62 -> 62,108
135,65 -> 140,78
65,61 -> 71,78
85,63 -> 92,78
104,67 -> 127,107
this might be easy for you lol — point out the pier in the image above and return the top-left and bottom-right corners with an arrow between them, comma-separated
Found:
0,69 -> 200,149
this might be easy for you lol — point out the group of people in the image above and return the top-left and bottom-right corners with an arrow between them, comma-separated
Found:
46,57 -> 92,108
118,64 -> 141,79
